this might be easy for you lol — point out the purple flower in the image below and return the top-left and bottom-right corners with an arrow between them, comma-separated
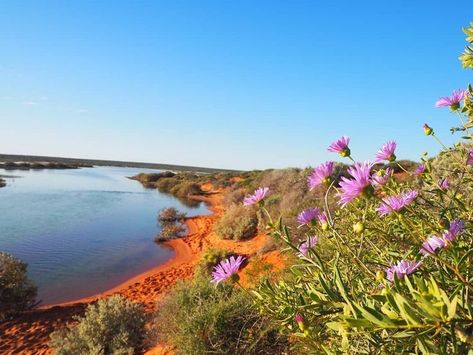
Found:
420,235 -> 447,256
444,219 -> 465,242
438,178 -> 449,190
297,208 -> 321,226
375,141 -> 397,162
317,211 -> 328,224
377,190 -> 418,216
414,163 -> 426,175
337,162 -> 373,207
298,236 -> 318,257
467,149 -> 473,165
372,167 -> 393,186
307,161 -> 334,190
328,136 -> 351,157
435,89 -> 466,110
243,187 -> 269,206
211,255 -> 246,284
386,260 -> 422,282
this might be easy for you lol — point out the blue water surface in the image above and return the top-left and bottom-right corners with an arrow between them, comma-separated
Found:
0,166 -> 208,304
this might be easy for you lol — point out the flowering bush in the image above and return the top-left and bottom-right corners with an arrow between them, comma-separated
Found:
246,24 -> 473,354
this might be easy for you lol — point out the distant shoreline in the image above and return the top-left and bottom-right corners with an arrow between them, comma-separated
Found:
0,153 -> 241,174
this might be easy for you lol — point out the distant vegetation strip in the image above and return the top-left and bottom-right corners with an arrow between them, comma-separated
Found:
0,154 -> 242,174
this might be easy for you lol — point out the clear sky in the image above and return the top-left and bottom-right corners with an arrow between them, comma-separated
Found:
0,1 -> 472,170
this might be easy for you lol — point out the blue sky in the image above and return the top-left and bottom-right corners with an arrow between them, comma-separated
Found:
0,1 -> 472,170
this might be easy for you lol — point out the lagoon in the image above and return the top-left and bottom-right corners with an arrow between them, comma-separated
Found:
0,166 -> 208,304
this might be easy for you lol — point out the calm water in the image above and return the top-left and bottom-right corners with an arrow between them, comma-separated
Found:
0,166 -> 208,304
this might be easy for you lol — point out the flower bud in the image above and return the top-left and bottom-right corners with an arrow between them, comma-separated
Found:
423,123 -> 433,136
294,313 -> 305,332
340,148 -> 351,158
353,222 -> 365,234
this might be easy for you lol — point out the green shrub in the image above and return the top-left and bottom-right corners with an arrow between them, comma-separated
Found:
154,177 -> 176,192
151,273 -> 288,354
222,187 -> 245,207
49,295 -> 146,355
169,181 -> 202,197
155,222 -> 186,242
0,252 -> 37,321
157,207 -> 186,223
198,248 -> 230,274
214,205 -> 258,240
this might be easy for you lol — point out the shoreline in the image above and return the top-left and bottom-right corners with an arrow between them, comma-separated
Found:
42,230 -> 196,308
41,194 -> 217,309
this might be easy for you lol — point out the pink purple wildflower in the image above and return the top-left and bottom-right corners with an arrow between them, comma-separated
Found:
414,163 -> 426,175
420,220 -> 465,255
376,190 -> 418,216
386,260 -> 422,282
375,141 -> 397,162
443,219 -> 465,242
467,149 -> 473,165
307,161 -> 334,190
420,235 -> 448,256
298,236 -> 318,257
211,255 -> 246,284
328,136 -> 351,157
243,187 -> 269,206
317,211 -> 328,225
372,167 -> 393,186
438,178 -> 449,190
435,89 -> 466,110
297,208 -> 321,226
337,162 -> 374,207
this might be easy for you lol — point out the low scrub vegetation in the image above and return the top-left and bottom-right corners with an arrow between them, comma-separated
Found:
0,252 -> 37,321
198,248 -> 231,274
155,223 -> 186,242
49,295 -> 146,354
213,204 -> 258,240
151,273 -> 289,354
155,207 -> 188,242
157,207 -> 186,223
132,171 -> 205,197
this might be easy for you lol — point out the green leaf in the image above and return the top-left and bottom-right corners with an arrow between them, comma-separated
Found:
447,296 -> 458,320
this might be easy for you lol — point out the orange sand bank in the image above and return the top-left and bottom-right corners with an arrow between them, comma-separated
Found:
0,187 -> 283,354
